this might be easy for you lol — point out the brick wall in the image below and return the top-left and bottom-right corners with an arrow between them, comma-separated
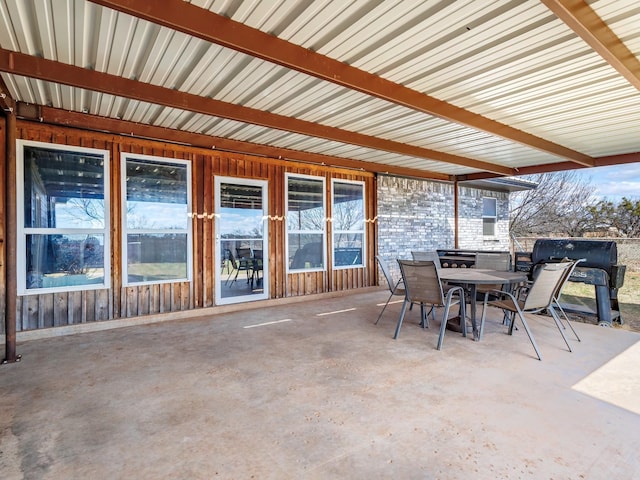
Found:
376,175 -> 511,280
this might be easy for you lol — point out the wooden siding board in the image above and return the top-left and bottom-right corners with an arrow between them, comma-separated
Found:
22,296 -> 38,330
95,290 -> 109,321
150,284 -> 160,314
69,291 -> 82,324
193,155 -> 203,308
53,292 -> 67,327
139,285 -> 150,316
111,142 -> 122,318
126,287 -> 138,318
85,290 -> 96,323
202,154 -> 214,307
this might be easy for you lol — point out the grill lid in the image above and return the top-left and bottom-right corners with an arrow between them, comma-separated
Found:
532,239 -> 617,272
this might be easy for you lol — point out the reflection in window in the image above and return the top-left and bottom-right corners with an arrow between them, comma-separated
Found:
286,175 -> 325,271
332,181 -> 365,268
482,197 -> 497,236
18,141 -> 110,293
123,155 -> 191,284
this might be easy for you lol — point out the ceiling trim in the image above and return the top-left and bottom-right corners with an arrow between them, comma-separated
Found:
18,103 -> 453,182
542,0 -> 640,92
0,48 -> 515,176
88,0 -> 595,167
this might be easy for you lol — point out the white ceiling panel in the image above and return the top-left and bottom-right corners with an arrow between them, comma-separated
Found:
0,0 -> 639,181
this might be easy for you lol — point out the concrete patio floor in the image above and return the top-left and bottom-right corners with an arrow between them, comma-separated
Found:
1,290 -> 639,479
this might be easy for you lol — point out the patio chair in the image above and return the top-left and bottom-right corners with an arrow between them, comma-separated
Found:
520,257 -> 585,342
474,251 -> 514,325
474,251 -> 511,271
394,260 -> 466,351
411,250 -> 442,269
479,260 -> 576,360
412,251 -> 445,322
374,255 -> 405,325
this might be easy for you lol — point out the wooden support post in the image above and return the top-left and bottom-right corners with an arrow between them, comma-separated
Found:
453,180 -> 459,250
3,111 -> 20,363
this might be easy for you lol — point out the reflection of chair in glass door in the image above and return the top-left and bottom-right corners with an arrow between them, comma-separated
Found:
221,248 -> 233,275
222,249 -> 236,286
251,249 -> 263,289
228,247 -> 252,286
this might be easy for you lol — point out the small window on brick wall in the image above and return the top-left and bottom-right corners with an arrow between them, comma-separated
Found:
482,197 -> 497,236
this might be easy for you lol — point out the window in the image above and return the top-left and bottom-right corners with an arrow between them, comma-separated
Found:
286,174 -> 326,271
17,141 -> 110,294
482,197 -> 497,236
332,180 -> 365,268
122,154 -> 192,285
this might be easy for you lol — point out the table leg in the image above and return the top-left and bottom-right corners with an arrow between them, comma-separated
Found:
469,284 -> 479,341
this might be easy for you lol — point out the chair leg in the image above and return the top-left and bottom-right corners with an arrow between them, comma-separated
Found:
436,301 -> 454,350
422,305 -> 434,328
479,293 -> 489,341
375,292 -> 394,325
419,303 -> 430,328
393,300 -> 410,339
549,306 -> 573,353
511,309 -> 542,361
460,296 -> 467,338
437,288 -> 465,350
554,299 -> 581,342
479,295 -> 510,341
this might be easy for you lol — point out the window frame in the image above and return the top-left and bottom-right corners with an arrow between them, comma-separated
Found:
16,140 -> 111,295
331,179 -> 366,270
285,173 -> 327,273
121,153 -> 193,287
482,196 -> 498,237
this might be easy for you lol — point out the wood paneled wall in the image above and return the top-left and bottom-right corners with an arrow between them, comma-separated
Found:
4,120 -> 377,333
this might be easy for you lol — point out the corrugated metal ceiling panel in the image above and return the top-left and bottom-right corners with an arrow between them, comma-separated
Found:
1,0 -> 639,180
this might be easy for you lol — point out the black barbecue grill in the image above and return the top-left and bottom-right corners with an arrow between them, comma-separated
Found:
515,239 -> 626,326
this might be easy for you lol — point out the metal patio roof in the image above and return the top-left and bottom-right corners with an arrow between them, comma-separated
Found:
1,0 -> 639,182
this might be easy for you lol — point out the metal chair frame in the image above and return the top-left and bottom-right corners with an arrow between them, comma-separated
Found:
479,261 -> 576,360
374,255 -> 406,325
394,260 -> 466,351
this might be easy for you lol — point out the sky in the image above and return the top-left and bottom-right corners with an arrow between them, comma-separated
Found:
572,163 -> 640,201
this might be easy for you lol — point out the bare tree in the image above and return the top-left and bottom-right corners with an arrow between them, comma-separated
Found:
588,197 -> 640,237
510,171 -> 597,237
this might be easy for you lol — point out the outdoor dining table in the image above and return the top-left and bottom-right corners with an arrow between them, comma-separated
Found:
438,268 -> 528,341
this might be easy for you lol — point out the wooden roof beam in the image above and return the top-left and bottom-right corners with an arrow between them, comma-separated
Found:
24,104 -> 454,182
543,0 -> 640,92
0,48 -> 513,176
89,0 -> 595,167
460,150 -> 640,180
